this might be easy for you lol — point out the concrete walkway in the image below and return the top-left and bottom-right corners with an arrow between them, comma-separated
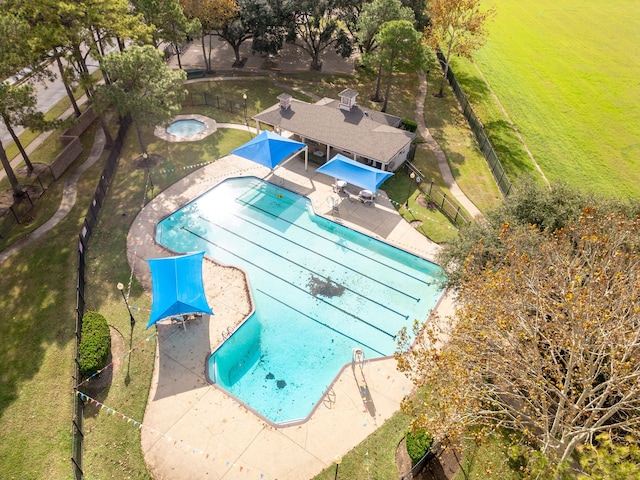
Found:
415,71 -> 483,220
0,126 -> 106,264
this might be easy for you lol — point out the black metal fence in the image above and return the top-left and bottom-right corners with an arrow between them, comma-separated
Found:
436,52 -> 513,197
71,117 -> 131,480
0,166 -> 55,239
405,162 -> 472,227
183,91 -> 251,117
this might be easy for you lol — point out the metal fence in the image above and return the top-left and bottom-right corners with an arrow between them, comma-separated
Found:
183,91 -> 251,117
436,52 -> 513,197
71,116 -> 131,480
405,162 -> 472,227
0,167 -> 55,239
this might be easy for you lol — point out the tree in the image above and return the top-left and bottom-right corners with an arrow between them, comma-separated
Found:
0,11 -> 38,197
95,45 -> 187,157
132,0 -> 200,69
436,177 -> 633,288
425,0 -> 494,97
373,20 -> 425,112
181,0 -> 238,70
12,0 -> 150,148
356,0 -> 414,54
0,83 -> 68,173
245,0 -> 288,58
577,433 -> 640,480
398,201 -> 640,473
283,0 -> 353,71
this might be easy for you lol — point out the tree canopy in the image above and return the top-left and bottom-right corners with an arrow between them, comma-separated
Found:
373,20 -> 425,111
95,45 -> 187,156
356,0 -> 415,54
398,182 -> 640,475
283,0 -> 353,71
425,0 -> 494,96
181,0 -> 239,70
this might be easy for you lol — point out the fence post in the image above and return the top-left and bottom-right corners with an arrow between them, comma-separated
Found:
9,206 -> 20,224
441,193 -> 447,208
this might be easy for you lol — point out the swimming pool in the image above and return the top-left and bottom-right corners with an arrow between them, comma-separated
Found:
156,177 -> 445,425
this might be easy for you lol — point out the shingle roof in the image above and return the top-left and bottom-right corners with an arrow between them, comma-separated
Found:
252,98 -> 415,164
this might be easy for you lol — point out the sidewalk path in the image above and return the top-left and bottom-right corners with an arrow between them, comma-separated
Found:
414,71 -> 483,220
0,127 -> 106,264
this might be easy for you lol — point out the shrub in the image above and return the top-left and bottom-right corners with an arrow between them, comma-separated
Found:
406,429 -> 433,465
78,311 -> 111,379
401,118 -> 418,132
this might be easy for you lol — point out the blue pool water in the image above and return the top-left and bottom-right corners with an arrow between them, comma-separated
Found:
167,119 -> 205,137
156,177 -> 445,425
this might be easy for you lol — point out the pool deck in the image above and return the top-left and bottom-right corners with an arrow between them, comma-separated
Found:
126,153 -> 456,480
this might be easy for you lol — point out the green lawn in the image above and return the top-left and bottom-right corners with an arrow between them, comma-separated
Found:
451,0 -> 640,198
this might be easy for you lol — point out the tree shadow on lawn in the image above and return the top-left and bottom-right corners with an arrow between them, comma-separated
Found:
0,228 -> 78,418
450,67 -> 491,103
482,119 -> 540,180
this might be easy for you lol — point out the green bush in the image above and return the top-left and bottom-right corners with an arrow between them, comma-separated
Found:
406,429 -> 433,465
401,118 -> 418,132
78,311 -> 111,379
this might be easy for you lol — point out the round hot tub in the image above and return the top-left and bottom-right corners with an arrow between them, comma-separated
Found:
155,115 -> 216,142
166,119 -> 206,138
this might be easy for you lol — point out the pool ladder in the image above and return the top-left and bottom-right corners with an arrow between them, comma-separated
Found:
221,325 -> 234,340
352,348 -> 365,368
329,196 -> 340,217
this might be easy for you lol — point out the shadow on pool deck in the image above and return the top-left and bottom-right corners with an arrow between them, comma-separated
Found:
129,153 -> 454,480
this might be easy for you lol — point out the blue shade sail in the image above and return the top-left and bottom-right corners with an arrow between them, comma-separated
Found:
147,252 -> 213,328
230,130 -> 306,169
315,154 -> 393,192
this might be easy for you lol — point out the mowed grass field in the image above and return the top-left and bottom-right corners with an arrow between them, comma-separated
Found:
451,0 -> 640,198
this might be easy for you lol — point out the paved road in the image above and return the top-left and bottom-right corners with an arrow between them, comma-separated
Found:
0,61 -> 69,147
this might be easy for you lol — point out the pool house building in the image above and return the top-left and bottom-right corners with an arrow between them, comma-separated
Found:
251,89 -> 416,172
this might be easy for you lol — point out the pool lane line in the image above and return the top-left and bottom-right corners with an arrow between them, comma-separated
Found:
234,190 -> 432,287
181,226 -> 400,339
221,210 -> 422,302
256,289 -> 388,357
192,218 -> 412,320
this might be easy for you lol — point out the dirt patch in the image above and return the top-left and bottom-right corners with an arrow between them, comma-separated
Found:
0,185 -> 42,216
233,57 -> 248,68
396,439 -> 462,480
410,219 -> 423,228
416,194 -> 438,210
82,326 -> 126,398
15,163 -> 50,178
133,154 -> 162,169
396,437 -> 413,478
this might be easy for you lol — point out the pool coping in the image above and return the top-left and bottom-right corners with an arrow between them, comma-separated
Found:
126,153 -> 456,480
